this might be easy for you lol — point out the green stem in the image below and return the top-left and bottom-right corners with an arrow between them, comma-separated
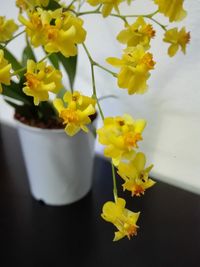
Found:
93,62 -> 117,77
91,63 -> 104,121
66,0 -> 77,10
82,43 -> 104,121
78,10 -> 157,19
39,52 -> 53,63
78,9 -> 166,30
111,163 -> 118,201
147,16 -> 167,31
12,66 -> 26,76
2,30 -> 25,48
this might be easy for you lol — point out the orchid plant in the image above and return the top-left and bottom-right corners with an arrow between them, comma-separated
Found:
0,0 -> 190,241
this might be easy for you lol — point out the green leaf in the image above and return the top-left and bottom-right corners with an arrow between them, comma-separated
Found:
4,100 -> 37,119
45,0 -> 61,10
22,43 -> 36,66
57,52 -> 77,90
0,45 -> 22,71
2,81 -> 32,106
43,50 -> 59,69
37,101 -> 57,120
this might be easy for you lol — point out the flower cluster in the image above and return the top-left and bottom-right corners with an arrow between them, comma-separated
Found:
0,0 -> 190,241
54,91 -> 96,136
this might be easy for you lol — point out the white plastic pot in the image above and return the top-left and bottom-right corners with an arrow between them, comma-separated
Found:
16,121 -> 95,206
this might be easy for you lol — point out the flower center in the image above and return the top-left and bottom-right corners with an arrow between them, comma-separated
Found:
61,109 -> 79,124
132,185 -> 145,196
124,132 -> 142,149
143,24 -> 156,38
25,73 -> 40,90
47,27 -> 58,40
140,53 -> 155,70
123,222 -> 137,239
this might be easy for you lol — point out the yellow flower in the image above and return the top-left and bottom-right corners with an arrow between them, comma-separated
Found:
0,49 -> 12,93
16,0 -> 49,11
97,114 -> 146,166
53,92 -> 96,136
117,152 -> 155,196
87,0 -> 122,18
63,91 -> 96,110
18,9 -> 46,47
154,0 -> 187,22
117,17 -> 155,50
44,9 -> 86,57
107,45 -> 155,94
163,27 -> 190,57
0,16 -> 18,43
101,198 -> 140,241
19,8 -> 86,57
23,59 -> 62,105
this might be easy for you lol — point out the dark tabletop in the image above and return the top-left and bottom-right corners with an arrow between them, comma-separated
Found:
0,123 -> 200,267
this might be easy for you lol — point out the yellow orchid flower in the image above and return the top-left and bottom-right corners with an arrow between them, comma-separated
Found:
18,9 -> 47,47
0,49 -> 12,93
163,27 -> 190,57
16,0 -> 49,11
97,114 -> 146,166
117,152 -> 155,196
154,0 -> 187,22
19,8 -> 86,57
107,45 -> 155,95
87,0 -> 123,18
101,198 -> 140,241
63,91 -> 96,110
0,16 -> 18,43
117,17 -> 155,50
53,92 -> 96,136
23,59 -> 62,105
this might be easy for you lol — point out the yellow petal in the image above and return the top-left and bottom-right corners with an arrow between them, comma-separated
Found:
53,99 -> 64,113
168,44 -> 179,57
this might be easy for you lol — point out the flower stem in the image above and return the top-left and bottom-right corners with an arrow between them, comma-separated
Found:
112,163 -> 118,202
78,9 -> 166,30
39,52 -> 53,63
3,30 -> 25,48
82,43 -> 105,121
12,67 -> 26,76
146,17 -> 167,31
93,62 -> 117,77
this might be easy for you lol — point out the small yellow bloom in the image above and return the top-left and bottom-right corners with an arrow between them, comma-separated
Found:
97,114 -> 146,166
16,0 -> 49,11
87,0 -> 122,17
163,27 -> 190,57
0,49 -> 12,93
0,16 -> 18,43
107,45 -> 155,94
63,91 -> 96,110
117,17 -> 155,50
101,198 -> 140,241
19,8 -> 86,57
117,152 -> 155,196
44,10 -> 86,57
18,9 -> 46,47
23,59 -> 62,105
154,0 -> 187,22
53,92 -> 96,136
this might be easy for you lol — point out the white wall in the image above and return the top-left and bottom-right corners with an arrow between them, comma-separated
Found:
0,0 -> 200,194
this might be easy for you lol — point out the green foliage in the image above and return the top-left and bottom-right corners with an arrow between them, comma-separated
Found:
57,52 -> 78,90
45,51 -> 60,69
45,0 -> 61,10
2,81 -> 32,106
22,41 -> 36,66
0,45 -> 22,71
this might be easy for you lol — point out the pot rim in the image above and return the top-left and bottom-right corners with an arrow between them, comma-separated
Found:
16,119 -> 65,134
